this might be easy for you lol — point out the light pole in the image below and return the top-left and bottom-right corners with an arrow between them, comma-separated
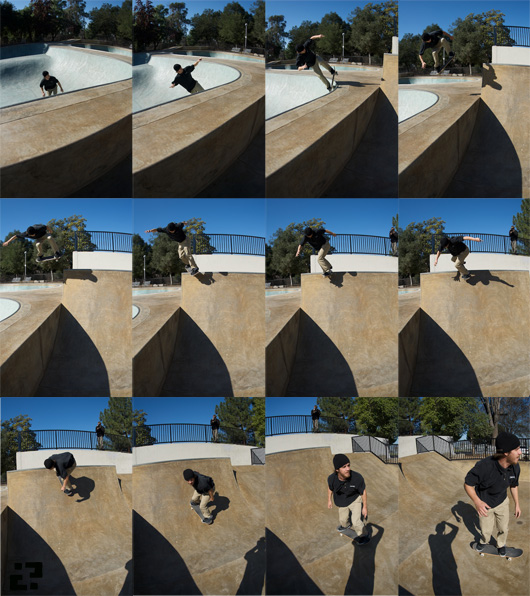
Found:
24,251 -> 27,278
342,32 -> 345,60
143,254 -> 146,283
244,22 -> 248,51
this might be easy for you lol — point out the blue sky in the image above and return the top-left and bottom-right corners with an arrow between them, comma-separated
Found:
134,199 -> 265,242
399,199 -> 522,234
266,397 -> 321,416
398,1 -> 529,39
266,199 -> 398,240
11,0 -> 126,9
0,199 -> 132,239
135,398 -> 229,425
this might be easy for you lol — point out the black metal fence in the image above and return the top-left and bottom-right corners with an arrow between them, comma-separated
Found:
190,233 -> 265,256
74,230 -> 132,253
317,234 -> 392,256
266,415 -> 355,436
494,25 -> 530,47
352,435 -> 398,464
416,436 -> 530,461
18,430 -> 131,453
134,423 -> 256,446
430,232 -> 528,254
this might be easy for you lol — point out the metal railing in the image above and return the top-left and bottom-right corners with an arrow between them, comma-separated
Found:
17,430 -> 131,453
351,435 -> 398,465
494,25 -> 530,47
74,230 -> 132,253
133,423 -> 256,446
416,436 -> 530,461
265,415 -> 355,436
431,232 -> 528,254
313,234 -> 392,256
190,234 -> 265,256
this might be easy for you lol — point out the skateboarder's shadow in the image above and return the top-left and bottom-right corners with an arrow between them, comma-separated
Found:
210,492 -> 230,519
451,501 -> 481,542
70,475 -> 95,503
428,521 -> 462,596
466,271 -> 514,288
194,272 -> 216,285
329,271 -> 357,289
344,522 -> 383,596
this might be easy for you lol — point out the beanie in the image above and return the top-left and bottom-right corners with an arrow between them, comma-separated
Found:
495,432 -> 520,454
333,454 -> 350,470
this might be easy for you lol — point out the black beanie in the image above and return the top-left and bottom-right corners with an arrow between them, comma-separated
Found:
183,468 -> 195,481
333,454 -> 350,470
495,432 -> 520,454
44,458 -> 54,469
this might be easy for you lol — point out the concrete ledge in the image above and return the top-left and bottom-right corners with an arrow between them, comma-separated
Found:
310,254 -> 398,273
194,254 -> 264,273
73,251 -> 132,271
492,46 -> 530,66
266,434 -> 356,455
430,253 -> 530,272
133,443 -> 254,466
17,450 -> 132,474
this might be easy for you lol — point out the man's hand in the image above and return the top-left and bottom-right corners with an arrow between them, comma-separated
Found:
362,505 -> 368,519
170,84 -> 175,88
514,505 -> 521,518
298,65 -> 308,71
328,500 -> 332,509
475,499 -> 490,517
61,485 -> 66,492
3,241 -> 10,247
421,60 -> 427,69
434,258 -> 438,266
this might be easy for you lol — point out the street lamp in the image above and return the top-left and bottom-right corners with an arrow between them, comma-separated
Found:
143,254 -> 146,283
24,251 -> 27,279
342,32 -> 345,60
244,22 -> 248,51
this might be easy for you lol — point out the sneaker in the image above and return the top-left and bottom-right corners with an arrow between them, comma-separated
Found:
323,271 -> 331,277
449,51 -> 455,58
36,256 -> 44,262
498,546 -> 506,556
184,265 -> 192,272
337,525 -> 351,532
462,274 -> 471,280
327,85 -> 332,92
475,542 -> 484,552
435,65 -> 442,73
202,517 -> 213,525
191,267 -> 199,275
54,251 -> 62,258
190,500 -> 199,507
330,68 -> 337,75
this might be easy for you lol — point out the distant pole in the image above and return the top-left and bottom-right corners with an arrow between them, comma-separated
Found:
24,251 -> 27,278
245,22 -> 248,50
342,32 -> 345,59
143,254 -> 146,283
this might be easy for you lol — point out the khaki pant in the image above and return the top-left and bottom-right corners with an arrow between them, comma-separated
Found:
178,236 -> 198,269
212,428 -> 218,442
451,246 -> 469,275
317,241 -> 332,273
338,494 -> 366,536
312,56 -> 334,89
191,489 -> 213,519
57,463 -> 76,490
479,497 -> 510,547
391,241 -> 398,256
511,240 -> 517,253
97,435 -> 104,449
36,234 -> 59,256
312,418 -> 319,431
431,38 -> 453,67
190,82 -> 204,95
46,85 -> 58,96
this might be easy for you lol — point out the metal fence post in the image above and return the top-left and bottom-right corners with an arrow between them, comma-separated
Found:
55,430 -> 58,450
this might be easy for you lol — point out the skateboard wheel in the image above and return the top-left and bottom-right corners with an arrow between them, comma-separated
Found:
480,553 -> 484,557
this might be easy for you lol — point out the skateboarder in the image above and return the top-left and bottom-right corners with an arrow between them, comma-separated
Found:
145,222 -> 199,275
509,226 -> 518,254
40,70 -> 64,96
3,224 -> 61,262
211,414 -> 220,443
44,452 -> 76,495
433,235 -> 482,279
327,454 -> 369,544
183,468 -> 215,524
296,226 -> 337,276
311,405 -> 321,432
296,34 -> 337,91
389,226 -> 398,256
95,421 -> 105,449
419,30 -> 454,72
464,432 -> 521,556
170,59 -> 204,95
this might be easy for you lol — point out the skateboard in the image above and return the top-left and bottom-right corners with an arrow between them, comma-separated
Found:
437,54 -> 455,74
190,501 -> 213,524
337,525 -> 371,545
323,270 -> 335,281
330,70 -> 336,91
472,542 -> 522,560
36,254 -> 63,263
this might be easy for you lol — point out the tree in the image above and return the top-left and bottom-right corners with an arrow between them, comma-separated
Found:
399,33 -> 422,70
117,0 -> 132,43
64,0 -> 87,37
266,14 -> 286,60
419,397 -> 478,441
249,0 -> 264,47
132,234 -> 151,280
99,397 -> 133,452
0,230 -> 35,277
1,415 -> 41,480
251,397 -> 265,447
167,2 -> 188,45
398,217 -> 445,281
152,3 -> 169,50
133,0 -> 155,50
318,12 -> 348,57
132,408 -> 154,447
398,397 -> 421,435
188,8 -> 221,46
349,1 -> 397,63
218,2 -> 249,46
88,2 -> 119,40
513,199 -> 529,256
285,20 -> 318,59
478,397 -> 503,443
352,397 -> 398,442
215,397 -> 254,445
497,398 -> 530,437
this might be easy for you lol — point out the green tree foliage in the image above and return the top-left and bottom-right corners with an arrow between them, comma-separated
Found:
513,199 -> 530,256
398,397 -> 421,435
132,408 -> 153,447
1,415 -> 40,480
419,397 -> 478,441
117,0 -> 132,43
215,397 -> 254,445
496,398 -> 530,437
318,12 -> 349,56
188,8 -> 221,45
133,0 -> 155,50
0,230 -> 35,277
317,397 -> 355,433
349,1 -> 397,63
132,233 -> 152,280
64,0 -> 87,36
399,32 -> 422,70
99,397 -> 134,452
167,2 -> 189,45
218,2 -> 250,46
251,398 -> 265,447
249,0 -> 264,47
352,397 -> 398,442
398,217 -> 445,280
266,14 -> 286,60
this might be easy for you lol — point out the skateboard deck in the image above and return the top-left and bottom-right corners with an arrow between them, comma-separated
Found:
330,70 -> 336,91
190,502 -> 212,523
337,525 -> 371,544
472,543 -> 522,560
36,254 -> 63,263
437,55 -> 455,74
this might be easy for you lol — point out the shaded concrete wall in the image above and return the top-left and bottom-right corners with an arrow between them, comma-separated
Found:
17,449 -> 132,474
266,433 -> 356,455
265,308 -> 300,396
398,308 -> 421,397
398,435 -> 422,458
310,254 -> 398,273
381,53 -> 398,112
430,253 -> 530,272
133,443 -> 254,466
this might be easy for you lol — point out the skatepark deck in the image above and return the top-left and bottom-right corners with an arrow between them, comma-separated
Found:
1,466 -> 132,595
133,458 -> 265,595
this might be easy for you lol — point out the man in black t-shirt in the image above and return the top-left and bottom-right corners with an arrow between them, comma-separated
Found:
145,221 -> 199,274
509,226 -> 518,254
327,454 -> 369,544
183,468 -> 215,524
311,405 -> 321,432
296,226 -> 337,276
44,452 -> 77,495
95,421 -> 105,449
389,227 -> 398,256
433,235 -> 482,279
40,70 -> 64,96
170,59 -> 204,95
464,432 -> 521,556
296,34 -> 336,91
211,415 -> 220,443
419,30 -> 454,73
3,224 -> 61,262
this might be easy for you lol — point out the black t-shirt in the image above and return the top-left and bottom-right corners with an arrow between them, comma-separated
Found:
311,408 -> 321,420
509,229 -> 518,240
172,66 -> 198,93
295,38 -> 317,68
156,223 -> 186,243
50,452 -> 76,479
17,224 -> 47,240
419,30 -> 444,55
193,472 -> 215,494
440,236 -> 467,256
300,228 -> 328,251
211,418 -> 220,429
465,456 -> 520,509
389,230 -> 398,242
95,425 -> 105,437
40,76 -> 59,90
327,470 -> 365,507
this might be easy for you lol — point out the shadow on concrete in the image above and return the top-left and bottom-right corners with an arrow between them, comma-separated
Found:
133,511 -> 202,595
286,311 -> 358,397
211,493 -> 230,520
193,272 -> 217,285
398,587 -> 414,595
466,271 -> 515,288
451,501 -> 481,543
119,559 -> 133,596
71,154 -> 133,198
481,64 -> 502,91
235,536 -> 265,596
2,508 -> 75,595
265,529 -> 323,595
344,522 -> 383,595
409,311 -> 482,397
64,270 -> 98,283
35,307 -> 111,397
160,310 -> 233,397
428,521 -> 462,596
70,476 -> 95,503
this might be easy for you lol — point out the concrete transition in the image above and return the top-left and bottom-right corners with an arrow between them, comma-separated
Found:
400,270 -> 530,397
267,447 -> 398,595
1,466 -> 132,595
133,458 -> 265,595
0,269 -> 132,397
266,272 -> 398,397
134,273 -> 265,397
399,452 -> 529,595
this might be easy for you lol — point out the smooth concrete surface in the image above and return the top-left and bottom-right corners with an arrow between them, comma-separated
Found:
134,273 -> 265,397
133,458 -> 265,595
430,253 -> 530,272
398,88 -> 438,122
492,45 -> 530,66
398,307 -> 421,398
193,254 -> 264,273
310,254 -> 398,273
2,466 -> 132,595
17,449 -> 132,474
404,271 -> 530,397
72,251 -> 132,271
399,453 -> 529,596
133,443 -> 254,466
266,433 -> 356,455
133,55 -> 264,197
35,269 -> 132,397
397,435 -> 422,458
266,272 -> 398,397
267,448 -> 398,595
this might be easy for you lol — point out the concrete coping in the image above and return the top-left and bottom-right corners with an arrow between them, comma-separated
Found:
8,464 -> 119,473
133,456 -> 232,468
421,269 -> 529,274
